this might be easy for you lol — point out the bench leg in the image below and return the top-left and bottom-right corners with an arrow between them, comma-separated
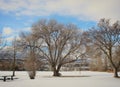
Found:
11,76 -> 13,80
3,77 -> 6,82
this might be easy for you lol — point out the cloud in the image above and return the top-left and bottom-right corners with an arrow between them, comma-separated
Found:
3,27 -> 13,35
2,26 -> 31,42
0,0 -> 119,21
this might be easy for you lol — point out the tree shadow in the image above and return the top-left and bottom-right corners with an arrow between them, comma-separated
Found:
43,75 -> 90,78
61,75 -> 90,78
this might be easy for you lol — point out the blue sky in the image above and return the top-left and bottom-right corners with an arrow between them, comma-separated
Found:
0,0 -> 119,44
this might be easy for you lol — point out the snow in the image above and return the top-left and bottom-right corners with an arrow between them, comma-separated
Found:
0,71 -> 120,87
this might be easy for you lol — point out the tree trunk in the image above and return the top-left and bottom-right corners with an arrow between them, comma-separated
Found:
53,70 -> 59,76
13,70 -> 15,76
113,68 -> 119,78
52,66 -> 61,76
12,52 -> 16,76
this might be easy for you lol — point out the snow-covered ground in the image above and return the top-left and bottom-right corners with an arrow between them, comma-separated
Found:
0,71 -> 120,87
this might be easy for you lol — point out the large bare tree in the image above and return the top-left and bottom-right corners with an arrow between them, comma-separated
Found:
32,19 -> 82,76
87,19 -> 120,77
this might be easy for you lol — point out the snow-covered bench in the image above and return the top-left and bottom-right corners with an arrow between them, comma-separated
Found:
0,75 -> 14,82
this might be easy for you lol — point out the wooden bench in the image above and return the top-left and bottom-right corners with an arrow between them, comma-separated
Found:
0,75 -> 14,82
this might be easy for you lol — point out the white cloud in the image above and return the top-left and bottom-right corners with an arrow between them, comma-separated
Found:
3,27 -> 13,35
2,26 -> 31,42
0,0 -> 119,21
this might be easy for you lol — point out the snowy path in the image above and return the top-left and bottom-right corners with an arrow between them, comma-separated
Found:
0,71 -> 120,87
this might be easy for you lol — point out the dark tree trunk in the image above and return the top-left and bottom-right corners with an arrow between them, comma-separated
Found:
53,70 -> 59,76
12,49 -> 16,76
52,65 -> 61,76
13,70 -> 15,76
53,68 -> 59,76
113,68 -> 119,78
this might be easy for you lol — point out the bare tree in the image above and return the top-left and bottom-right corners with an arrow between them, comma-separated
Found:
32,19 -> 82,76
12,37 -> 17,76
82,32 -> 109,71
19,33 -> 40,79
87,19 -> 120,77
25,50 -> 37,79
